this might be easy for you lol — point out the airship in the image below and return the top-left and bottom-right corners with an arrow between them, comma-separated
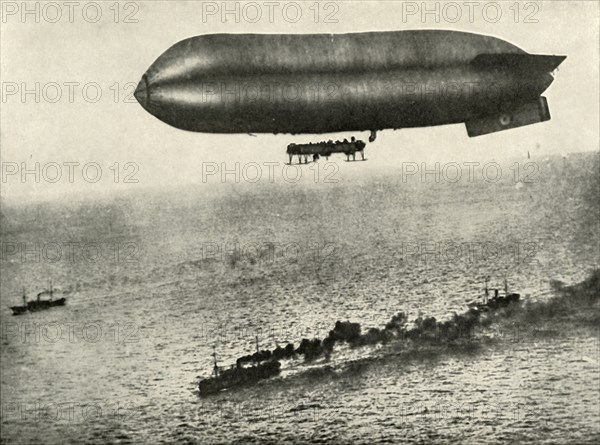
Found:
134,30 -> 565,148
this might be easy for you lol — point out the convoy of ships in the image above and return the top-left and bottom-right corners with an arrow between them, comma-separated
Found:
198,280 -> 521,396
7,274 -> 523,398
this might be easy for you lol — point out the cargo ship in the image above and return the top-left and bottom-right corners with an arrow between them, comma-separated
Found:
199,343 -> 281,396
10,284 -> 66,315
467,278 -> 521,310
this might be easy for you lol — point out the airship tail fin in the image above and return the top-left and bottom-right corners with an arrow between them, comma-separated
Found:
471,53 -> 566,73
465,96 -> 551,137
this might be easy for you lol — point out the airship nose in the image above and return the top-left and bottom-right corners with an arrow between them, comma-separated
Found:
134,75 -> 148,108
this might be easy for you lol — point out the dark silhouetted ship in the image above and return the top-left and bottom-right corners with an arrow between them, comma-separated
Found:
199,340 -> 281,396
10,284 -> 66,315
467,277 -> 520,311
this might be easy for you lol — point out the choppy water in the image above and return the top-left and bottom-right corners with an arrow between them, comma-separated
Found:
1,154 -> 599,444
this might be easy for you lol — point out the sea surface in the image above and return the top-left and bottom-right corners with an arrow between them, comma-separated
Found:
1,153 -> 599,444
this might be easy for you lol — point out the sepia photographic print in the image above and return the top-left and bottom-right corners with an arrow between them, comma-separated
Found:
1,1 -> 599,444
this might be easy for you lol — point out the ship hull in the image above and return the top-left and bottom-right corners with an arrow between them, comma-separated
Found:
27,298 -> 66,312
10,306 -> 28,316
10,298 -> 66,315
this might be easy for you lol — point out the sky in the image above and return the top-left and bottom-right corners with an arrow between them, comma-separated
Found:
1,0 -> 598,202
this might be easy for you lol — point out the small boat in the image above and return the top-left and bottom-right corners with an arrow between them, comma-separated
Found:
10,284 -> 66,315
